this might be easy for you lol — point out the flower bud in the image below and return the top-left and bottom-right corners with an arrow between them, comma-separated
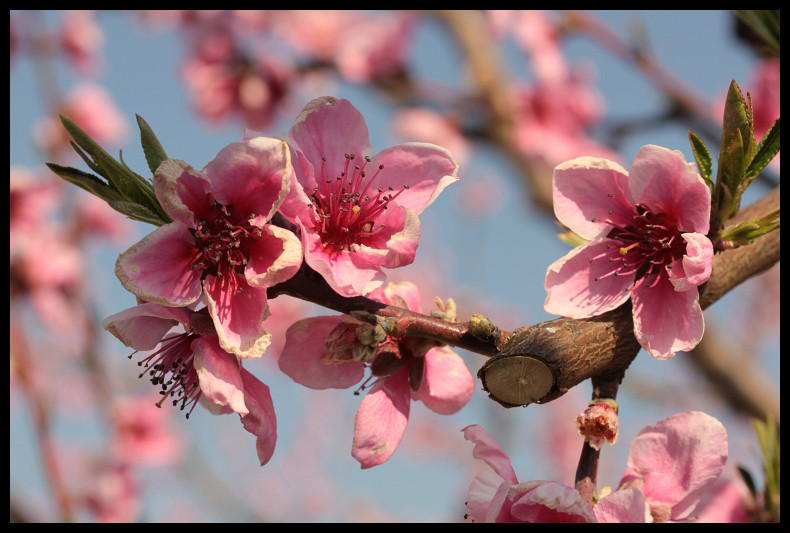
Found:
576,399 -> 618,450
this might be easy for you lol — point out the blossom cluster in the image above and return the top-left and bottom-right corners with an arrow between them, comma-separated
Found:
103,96 -> 461,467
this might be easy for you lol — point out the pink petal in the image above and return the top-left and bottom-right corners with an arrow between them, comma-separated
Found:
544,239 -> 634,319
278,316 -> 365,389
244,224 -> 302,288
115,222 -> 203,306
102,302 -> 193,350
622,411 -> 727,520
203,137 -> 293,226
628,145 -> 710,234
203,273 -> 271,358
153,159 -> 207,227
369,142 -> 459,215
238,367 -> 278,466
461,424 -> 518,484
289,97 -> 372,182
509,480 -> 595,523
381,281 -> 422,313
668,233 -> 713,291
466,467 -> 513,523
191,337 -> 248,415
414,346 -> 474,415
352,371 -> 411,469
552,156 -> 634,240
631,274 -> 704,358
594,487 -> 648,523
300,218 -> 386,297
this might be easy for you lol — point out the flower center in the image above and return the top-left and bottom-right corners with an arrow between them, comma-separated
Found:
307,153 -> 409,252
591,201 -> 686,290
189,201 -> 262,279
131,332 -> 202,419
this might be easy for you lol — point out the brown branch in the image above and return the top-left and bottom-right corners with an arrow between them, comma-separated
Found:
268,188 -> 779,410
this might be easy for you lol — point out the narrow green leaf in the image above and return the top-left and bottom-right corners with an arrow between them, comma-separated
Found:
688,131 -> 713,186
717,129 -> 746,222
737,465 -> 758,499
736,10 -> 780,58
46,163 -> 125,203
136,114 -> 169,175
107,201 -> 169,227
745,118 -> 780,180
60,115 -> 157,208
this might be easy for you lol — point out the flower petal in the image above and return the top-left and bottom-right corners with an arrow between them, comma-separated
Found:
461,424 -> 518,484
628,145 -> 710,234
238,367 -> 278,466
370,142 -> 459,215
102,302 -> 192,351
153,159 -> 207,227
299,217 -> 386,297
203,273 -> 271,358
553,156 -> 634,240
115,222 -> 203,306
593,486 -> 648,523
204,137 -> 292,226
544,239 -> 634,319
631,274 -> 704,358
192,337 -> 248,416
289,96 -> 372,182
509,480 -> 595,523
352,371 -> 411,468
621,411 -> 727,520
414,346 -> 474,415
668,233 -> 713,291
278,316 -> 365,389
244,224 -> 302,288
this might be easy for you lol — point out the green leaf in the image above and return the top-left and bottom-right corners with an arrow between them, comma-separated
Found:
46,163 -> 125,203
737,465 -> 758,499
136,114 -> 169,175
107,201 -> 169,227
688,131 -> 713,186
717,128 -> 746,222
736,10 -> 780,58
745,118 -> 780,181
60,115 -> 156,209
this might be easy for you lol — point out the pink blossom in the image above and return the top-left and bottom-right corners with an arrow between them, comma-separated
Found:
278,281 -> 475,468
59,10 -> 106,74
617,411 -> 728,522
544,145 -> 713,358
82,461 -> 140,523
109,394 -> 183,467
114,137 -> 302,358
279,97 -> 459,296
334,11 -> 414,83
463,411 -> 727,523
34,83 -> 129,158
102,302 -> 278,466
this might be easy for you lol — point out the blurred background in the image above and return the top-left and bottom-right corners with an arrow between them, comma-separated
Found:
10,10 -> 779,522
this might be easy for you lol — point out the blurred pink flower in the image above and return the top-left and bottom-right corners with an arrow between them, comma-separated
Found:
81,461 -> 140,523
279,281 -> 475,468
103,302 -> 278,466
334,11 -> 413,83
181,52 -> 291,129
512,73 -> 620,168
110,394 -> 183,467
279,96 -> 458,297
393,107 -> 470,167
34,82 -> 129,156
114,138 -> 302,358
59,10 -> 106,73
463,411 -> 727,523
544,145 -> 713,358
74,191 -> 132,244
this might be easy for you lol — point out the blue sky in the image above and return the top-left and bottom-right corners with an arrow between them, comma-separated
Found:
10,11 -> 778,522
